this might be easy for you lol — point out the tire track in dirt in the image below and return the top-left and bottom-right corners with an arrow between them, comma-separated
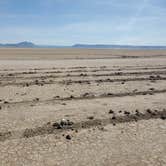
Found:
1,75 -> 166,87
1,89 -> 166,106
0,109 -> 165,142
1,70 -> 166,81
1,66 -> 166,77
1,64 -> 166,73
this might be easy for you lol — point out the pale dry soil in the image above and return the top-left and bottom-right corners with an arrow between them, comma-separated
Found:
0,49 -> 166,166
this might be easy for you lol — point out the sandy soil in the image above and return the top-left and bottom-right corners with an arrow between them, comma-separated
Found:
0,49 -> 166,166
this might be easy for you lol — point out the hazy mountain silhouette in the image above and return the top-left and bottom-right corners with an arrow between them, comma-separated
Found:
0,42 -> 166,49
72,44 -> 166,49
0,41 -> 36,48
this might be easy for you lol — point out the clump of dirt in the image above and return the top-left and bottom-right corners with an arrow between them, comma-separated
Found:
112,116 -> 116,120
0,131 -> 12,142
70,95 -> 74,99
25,83 -> 29,87
135,109 -> 141,116
160,115 -> 166,120
82,93 -> 94,98
124,111 -> 130,115
109,110 -> 114,114
34,98 -> 40,102
160,110 -> 166,120
66,135 -> 72,140
146,109 -> 152,114
87,116 -> 94,120
52,119 -> 74,129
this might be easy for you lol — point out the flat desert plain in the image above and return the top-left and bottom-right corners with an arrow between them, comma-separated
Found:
0,48 -> 166,166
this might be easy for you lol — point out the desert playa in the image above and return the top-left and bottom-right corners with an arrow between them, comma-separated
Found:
0,48 -> 166,166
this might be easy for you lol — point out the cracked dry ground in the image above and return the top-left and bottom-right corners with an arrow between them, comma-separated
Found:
0,50 -> 166,166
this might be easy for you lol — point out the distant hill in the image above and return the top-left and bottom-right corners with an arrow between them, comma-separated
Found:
0,41 -> 36,48
72,44 -> 166,49
0,42 -> 166,49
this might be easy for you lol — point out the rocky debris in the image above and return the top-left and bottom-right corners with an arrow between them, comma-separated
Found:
146,109 -> 156,116
34,80 -> 44,86
154,109 -> 158,113
40,83 -> 44,86
77,80 -> 82,84
4,101 -> 9,104
149,88 -> 155,91
149,75 -> 161,81
52,119 -> 74,129
106,78 -> 111,82
142,92 -> 147,95
54,96 -> 60,99
149,75 -> 156,80
160,115 -> 166,120
109,110 -> 114,114
47,122 -> 51,125
34,98 -> 39,101
119,110 -> 122,113
80,73 -> 87,77
82,93 -> 94,98
87,116 -> 94,120
112,116 -> 116,120
133,89 -> 138,92
82,93 -> 90,97
124,111 -> 130,115
25,83 -> 29,87
96,79 -> 103,83
115,72 -> 122,75
98,126 -> 106,131
135,109 -> 140,116
70,95 -> 74,99
149,92 -> 154,95
0,106 -> 1,110
107,93 -> 113,96
66,135 -> 72,140
146,109 -> 152,114
35,80 -> 39,84
8,73 -> 14,76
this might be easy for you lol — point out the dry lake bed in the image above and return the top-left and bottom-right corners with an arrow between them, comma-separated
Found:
0,48 -> 166,166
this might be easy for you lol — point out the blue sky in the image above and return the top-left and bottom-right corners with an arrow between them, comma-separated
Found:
0,0 -> 166,45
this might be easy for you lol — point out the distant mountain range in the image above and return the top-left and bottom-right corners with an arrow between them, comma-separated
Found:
0,41 -> 36,48
0,41 -> 166,49
72,44 -> 166,49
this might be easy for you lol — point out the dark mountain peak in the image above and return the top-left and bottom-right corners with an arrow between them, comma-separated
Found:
0,41 -> 36,48
16,41 -> 36,47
